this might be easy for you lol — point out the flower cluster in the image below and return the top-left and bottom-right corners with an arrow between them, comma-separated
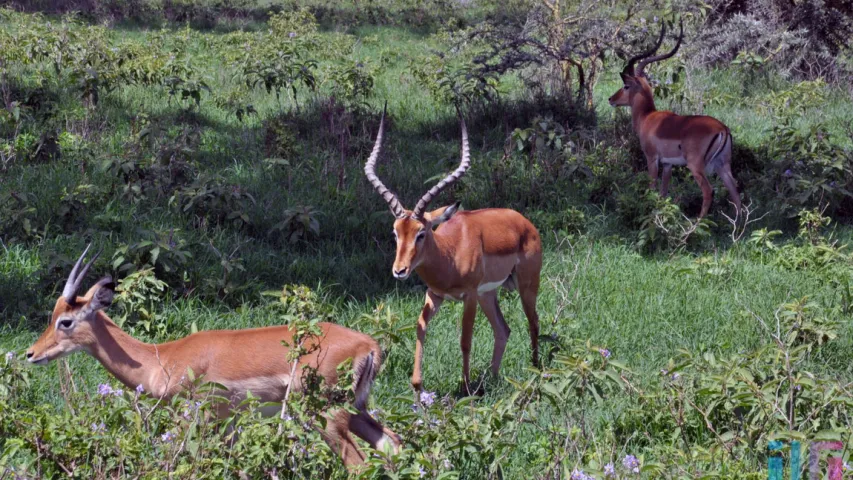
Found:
420,390 -> 436,407
97,384 -> 124,397
599,348 -> 611,359
160,431 -> 176,443
90,422 -> 105,433
571,469 -> 594,480
181,400 -> 202,419
622,454 -> 640,474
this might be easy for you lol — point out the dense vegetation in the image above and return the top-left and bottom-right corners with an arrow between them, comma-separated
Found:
1,0 -> 852,478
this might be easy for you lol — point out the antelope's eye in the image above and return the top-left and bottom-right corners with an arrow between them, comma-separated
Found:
59,319 -> 74,329
623,85 -> 629,90
415,231 -> 425,242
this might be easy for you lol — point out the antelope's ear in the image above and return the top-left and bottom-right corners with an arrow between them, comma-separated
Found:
426,202 -> 460,226
620,72 -> 636,85
86,277 -> 116,313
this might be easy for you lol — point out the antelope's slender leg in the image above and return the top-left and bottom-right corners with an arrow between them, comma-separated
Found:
460,293 -> 478,394
411,290 -> 443,394
718,163 -> 742,214
517,258 -> 541,368
661,163 -> 674,197
647,155 -> 660,191
477,291 -> 510,377
688,161 -> 714,218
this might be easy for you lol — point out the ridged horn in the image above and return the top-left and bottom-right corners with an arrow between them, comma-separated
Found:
412,117 -> 470,219
62,244 -> 101,303
364,102 -> 407,219
636,19 -> 683,77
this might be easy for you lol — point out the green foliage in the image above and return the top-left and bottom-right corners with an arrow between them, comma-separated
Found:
113,268 -> 169,332
111,228 -> 193,284
172,175 -> 256,229
271,205 -> 321,245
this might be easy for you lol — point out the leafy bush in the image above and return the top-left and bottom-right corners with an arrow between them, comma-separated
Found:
765,120 -> 853,218
271,205 -> 321,245
111,228 -> 193,285
172,175 -> 256,229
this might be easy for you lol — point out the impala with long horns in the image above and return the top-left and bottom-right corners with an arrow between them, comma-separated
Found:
26,245 -> 401,469
609,20 -> 742,218
364,109 -> 542,395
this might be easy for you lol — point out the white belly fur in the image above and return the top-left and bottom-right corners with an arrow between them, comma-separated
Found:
220,374 -> 292,402
477,280 -> 505,294
661,156 -> 687,166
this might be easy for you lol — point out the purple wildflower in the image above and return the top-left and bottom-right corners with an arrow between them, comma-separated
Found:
843,461 -> 850,472
418,466 -> 426,477
571,469 -> 593,480
161,431 -> 176,443
98,384 -> 114,396
599,348 -> 611,359
783,169 -> 793,177
671,373 -> 680,380
4,351 -> 13,362
411,403 -> 419,412
420,391 -> 436,407
113,388 -> 124,397
91,422 -> 105,433
604,463 -> 616,477
542,373 -> 552,379
660,369 -> 668,376
135,384 -> 144,394
288,32 -> 296,38
443,459 -> 453,470
623,454 -> 640,473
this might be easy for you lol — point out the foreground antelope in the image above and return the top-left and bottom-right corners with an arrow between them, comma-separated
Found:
609,21 -> 742,218
364,109 -> 542,396
26,246 -> 401,469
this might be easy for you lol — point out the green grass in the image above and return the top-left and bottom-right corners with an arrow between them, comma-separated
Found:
1,6 -> 852,477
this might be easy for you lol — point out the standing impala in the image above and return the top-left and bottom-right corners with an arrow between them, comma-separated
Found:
609,21 -> 742,218
26,245 -> 401,469
364,109 -> 542,396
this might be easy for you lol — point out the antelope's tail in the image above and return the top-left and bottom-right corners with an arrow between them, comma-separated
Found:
353,350 -> 379,411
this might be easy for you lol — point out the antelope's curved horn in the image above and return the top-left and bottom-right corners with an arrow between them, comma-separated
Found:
412,117 -> 470,219
62,244 -> 101,303
637,19 -> 684,77
623,23 -> 666,76
364,103 -> 407,219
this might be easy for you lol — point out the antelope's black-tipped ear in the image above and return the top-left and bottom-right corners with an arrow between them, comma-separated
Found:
88,277 -> 115,312
431,202 -> 461,225
620,72 -> 634,84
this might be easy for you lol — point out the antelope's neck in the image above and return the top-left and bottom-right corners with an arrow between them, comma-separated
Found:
630,92 -> 657,132
414,233 -> 458,290
87,313 -> 172,396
